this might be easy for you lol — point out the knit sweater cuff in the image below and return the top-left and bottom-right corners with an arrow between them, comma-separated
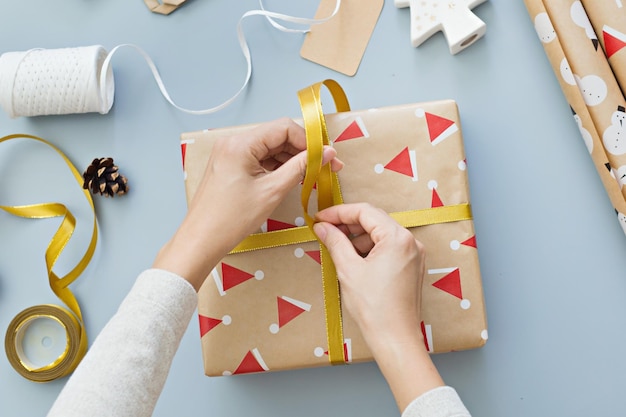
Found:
402,386 -> 471,417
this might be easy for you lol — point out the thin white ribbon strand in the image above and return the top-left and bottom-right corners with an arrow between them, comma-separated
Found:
99,0 -> 341,116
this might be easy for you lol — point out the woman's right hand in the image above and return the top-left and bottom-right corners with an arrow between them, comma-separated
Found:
313,203 -> 445,412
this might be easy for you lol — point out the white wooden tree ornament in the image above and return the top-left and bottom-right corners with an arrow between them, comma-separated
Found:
395,0 -> 487,54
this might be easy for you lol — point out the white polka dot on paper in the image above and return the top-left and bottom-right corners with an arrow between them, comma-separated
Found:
458,160 -> 467,171
481,330 -> 488,340
294,247 -> 305,258
450,240 -> 460,250
295,217 -> 305,226
269,323 -> 279,334
428,180 -> 438,190
374,164 -> 384,174
222,371 -> 232,376
415,108 -> 425,118
255,270 -> 264,280
460,299 -> 471,310
222,315 -> 232,325
314,347 -> 325,357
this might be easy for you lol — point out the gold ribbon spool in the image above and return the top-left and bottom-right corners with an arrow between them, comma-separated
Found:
232,80 -> 473,366
1,134 -> 98,382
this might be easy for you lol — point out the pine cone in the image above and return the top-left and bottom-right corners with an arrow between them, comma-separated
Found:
82,157 -> 129,197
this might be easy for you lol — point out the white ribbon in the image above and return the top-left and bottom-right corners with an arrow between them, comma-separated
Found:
0,0 -> 340,118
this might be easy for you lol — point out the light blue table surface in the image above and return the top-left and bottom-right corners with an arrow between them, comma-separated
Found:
2,1 -> 626,416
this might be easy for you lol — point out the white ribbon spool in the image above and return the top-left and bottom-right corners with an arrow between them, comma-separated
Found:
0,46 -> 114,118
0,0 -> 341,119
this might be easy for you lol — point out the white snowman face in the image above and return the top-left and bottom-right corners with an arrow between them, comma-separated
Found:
603,109 -> 626,155
560,58 -> 576,85
615,165 -> 626,188
535,13 -> 556,43
612,110 -> 626,127
576,75 -> 607,106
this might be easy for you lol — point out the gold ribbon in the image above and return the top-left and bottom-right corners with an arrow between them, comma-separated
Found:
231,80 -> 473,366
1,134 -> 98,382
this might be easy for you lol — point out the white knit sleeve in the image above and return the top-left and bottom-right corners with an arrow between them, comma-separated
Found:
47,269 -> 198,417
401,386 -> 471,417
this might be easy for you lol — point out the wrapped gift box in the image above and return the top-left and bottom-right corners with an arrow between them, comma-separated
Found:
180,82 -> 487,376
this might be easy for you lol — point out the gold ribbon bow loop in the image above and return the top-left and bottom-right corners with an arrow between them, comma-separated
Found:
297,79 -> 351,365
1,134 -> 98,381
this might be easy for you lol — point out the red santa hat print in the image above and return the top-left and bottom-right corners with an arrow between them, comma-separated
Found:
269,296 -> 312,334
224,348 -> 269,376
333,116 -> 369,143
314,339 -> 353,363
261,216 -> 305,232
603,25 -> 626,58
294,247 -> 321,263
420,321 -> 434,352
212,264 -> 265,296
198,314 -> 232,337
450,235 -> 477,251
415,108 -> 458,146
374,146 -> 418,181
428,267 -> 470,309
428,180 -> 444,208
180,138 -> 195,179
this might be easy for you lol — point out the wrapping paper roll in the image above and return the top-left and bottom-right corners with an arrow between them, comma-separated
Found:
525,0 -> 626,236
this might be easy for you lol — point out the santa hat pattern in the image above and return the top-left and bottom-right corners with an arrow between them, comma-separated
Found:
374,146 -> 418,181
334,117 -> 369,143
262,217 -> 305,232
199,314 -> 232,337
212,264 -> 264,296
603,25 -> 626,58
269,296 -> 312,334
313,339 -> 353,363
193,101 -> 486,374
450,235 -> 477,251
225,348 -> 269,375
428,180 -> 444,207
415,108 -> 458,146
428,267 -> 471,309
180,139 -> 195,179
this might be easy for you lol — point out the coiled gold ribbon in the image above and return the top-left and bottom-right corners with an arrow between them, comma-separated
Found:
232,80 -> 472,365
1,134 -> 98,382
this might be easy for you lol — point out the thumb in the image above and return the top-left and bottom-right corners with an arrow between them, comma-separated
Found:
269,146 -> 338,192
313,222 -> 360,268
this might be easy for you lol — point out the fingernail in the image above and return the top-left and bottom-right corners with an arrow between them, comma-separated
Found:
321,146 -> 337,165
313,223 -> 326,240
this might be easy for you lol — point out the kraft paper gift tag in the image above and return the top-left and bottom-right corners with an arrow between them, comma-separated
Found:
300,0 -> 384,76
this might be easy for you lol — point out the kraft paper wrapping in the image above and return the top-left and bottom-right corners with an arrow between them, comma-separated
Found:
525,0 -> 626,234
181,99 -> 487,376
